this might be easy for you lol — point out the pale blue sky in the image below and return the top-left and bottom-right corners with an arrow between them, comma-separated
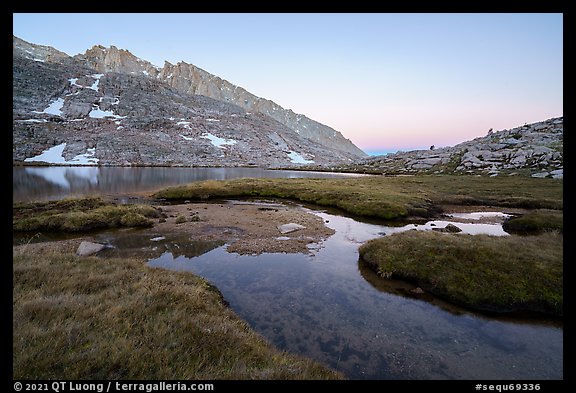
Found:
13,13 -> 563,154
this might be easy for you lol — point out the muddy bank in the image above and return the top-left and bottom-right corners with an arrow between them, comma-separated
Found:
27,200 -> 336,257
153,201 -> 334,255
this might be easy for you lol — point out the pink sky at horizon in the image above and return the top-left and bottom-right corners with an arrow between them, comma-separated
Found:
334,105 -> 563,153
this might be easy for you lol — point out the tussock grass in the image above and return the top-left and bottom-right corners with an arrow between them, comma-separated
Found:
175,215 -> 187,224
13,242 -> 341,380
154,175 -> 562,220
155,179 -> 433,220
359,231 -> 563,316
13,197 -> 161,232
503,210 -> 563,234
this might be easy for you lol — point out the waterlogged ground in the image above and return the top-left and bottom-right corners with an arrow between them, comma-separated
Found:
141,204 -> 563,380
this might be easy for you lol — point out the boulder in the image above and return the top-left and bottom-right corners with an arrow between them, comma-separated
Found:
76,241 -> 106,256
432,223 -> 462,233
534,124 -> 547,131
411,162 -> 433,169
277,223 -> 306,234
418,157 -> 443,165
64,101 -> 92,118
550,169 -> 563,176
410,287 -> 425,295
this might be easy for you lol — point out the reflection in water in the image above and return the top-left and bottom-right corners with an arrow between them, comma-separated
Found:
387,220 -> 510,236
448,212 -> 512,220
147,209 -> 563,380
24,166 -> 99,189
13,166 -> 365,202
92,230 -> 225,260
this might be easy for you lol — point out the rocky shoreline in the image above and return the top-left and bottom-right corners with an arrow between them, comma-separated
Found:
345,117 -> 563,178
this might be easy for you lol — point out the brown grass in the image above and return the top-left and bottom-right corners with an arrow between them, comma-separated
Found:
13,241 -> 342,380
154,175 -> 562,220
13,197 -> 161,232
359,231 -> 563,316
503,209 -> 563,234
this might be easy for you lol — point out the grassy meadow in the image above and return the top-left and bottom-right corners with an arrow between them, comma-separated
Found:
359,231 -> 563,316
154,175 -> 562,220
13,174 -> 563,378
13,197 -> 161,232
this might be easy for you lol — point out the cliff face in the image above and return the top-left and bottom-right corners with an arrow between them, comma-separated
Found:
13,36 -> 365,167
156,61 -> 367,157
73,44 -> 366,157
348,117 -> 563,178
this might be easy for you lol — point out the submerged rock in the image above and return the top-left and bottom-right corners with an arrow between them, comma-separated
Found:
432,223 -> 462,233
277,223 -> 306,234
76,241 -> 106,256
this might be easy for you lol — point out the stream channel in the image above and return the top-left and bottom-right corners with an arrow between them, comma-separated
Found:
13,166 -> 563,379
116,203 -> 561,380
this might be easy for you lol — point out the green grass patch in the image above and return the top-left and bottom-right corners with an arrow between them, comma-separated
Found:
154,175 -> 562,220
13,242 -> 341,379
503,210 -> 564,235
359,231 -> 562,316
155,178 -> 423,220
13,197 -> 161,232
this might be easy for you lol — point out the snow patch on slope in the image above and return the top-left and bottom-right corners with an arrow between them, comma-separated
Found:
33,98 -> 65,116
88,74 -> 104,91
287,151 -> 314,164
24,143 -> 99,165
201,133 -> 237,148
89,105 -> 125,119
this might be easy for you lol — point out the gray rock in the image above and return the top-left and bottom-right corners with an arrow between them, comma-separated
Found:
531,146 -> 553,155
64,101 -> 92,118
432,223 -> 462,233
501,138 -> 521,145
411,162 -> 433,169
510,153 -> 527,166
444,223 -> 462,233
12,35 -> 366,168
418,157 -> 443,165
277,223 -> 306,234
531,172 -> 549,178
76,241 -> 105,256
410,287 -> 425,295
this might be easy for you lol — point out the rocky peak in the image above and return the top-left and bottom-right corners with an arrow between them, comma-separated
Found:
13,36 -> 362,168
74,45 -> 161,78
74,42 -> 367,158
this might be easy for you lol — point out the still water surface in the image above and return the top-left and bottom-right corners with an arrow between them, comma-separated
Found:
13,166 -> 364,202
145,205 -> 563,380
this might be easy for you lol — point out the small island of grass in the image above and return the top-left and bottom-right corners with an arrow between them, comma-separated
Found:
359,230 -> 562,316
